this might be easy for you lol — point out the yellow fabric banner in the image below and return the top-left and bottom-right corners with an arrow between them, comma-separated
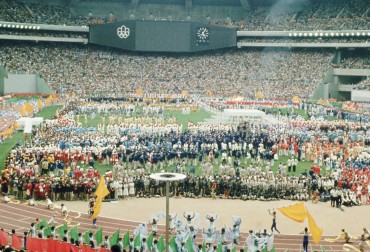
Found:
278,202 -> 307,223
38,99 -> 43,109
19,106 -> 26,117
25,102 -> 33,113
91,176 -> 110,220
307,210 -> 323,244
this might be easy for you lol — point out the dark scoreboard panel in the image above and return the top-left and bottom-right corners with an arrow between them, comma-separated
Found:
89,21 -> 136,50
89,20 -> 236,52
135,21 -> 190,52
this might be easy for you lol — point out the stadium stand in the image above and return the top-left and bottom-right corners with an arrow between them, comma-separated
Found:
0,43 -> 334,99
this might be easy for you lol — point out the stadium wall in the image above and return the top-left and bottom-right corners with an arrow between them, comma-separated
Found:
36,75 -> 54,94
0,66 -> 7,95
4,74 -> 37,94
2,73 -> 54,95
351,90 -> 370,102
313,67 -> 334,100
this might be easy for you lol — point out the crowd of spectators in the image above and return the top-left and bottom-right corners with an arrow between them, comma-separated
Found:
0,42 -> 333,99
339,55 -> 370,69
353,79 -> 370,90
0,0 -> 369,32
0,0 -> 88,26
216,0 -> 370,31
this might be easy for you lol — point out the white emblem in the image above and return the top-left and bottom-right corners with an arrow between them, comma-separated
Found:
117,25 -> 130,39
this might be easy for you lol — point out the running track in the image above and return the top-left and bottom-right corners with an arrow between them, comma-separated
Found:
0,201 -> 348,251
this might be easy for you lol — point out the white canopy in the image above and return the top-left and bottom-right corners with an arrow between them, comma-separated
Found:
223,109 -> 266,118
16,117 -> 44,133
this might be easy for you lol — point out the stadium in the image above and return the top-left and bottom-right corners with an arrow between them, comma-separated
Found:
0,0 -> 369,251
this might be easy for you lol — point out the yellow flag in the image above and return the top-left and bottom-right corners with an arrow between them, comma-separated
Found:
278,202 -> 307,223
91,176 -> 110,219
19,106 -> 26,117
25,102 -> 33,113
307,210 -> 323,244
255,92 -> 263,99
38,99 -> 43,109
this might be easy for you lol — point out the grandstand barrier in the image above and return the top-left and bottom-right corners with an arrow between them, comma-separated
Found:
2,73 -> 54,95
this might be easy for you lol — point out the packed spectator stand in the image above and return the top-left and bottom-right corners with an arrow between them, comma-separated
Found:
0,43 -> 334,99
0,0 -> 369,31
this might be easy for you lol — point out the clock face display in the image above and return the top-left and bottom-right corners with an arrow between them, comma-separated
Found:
196,27 -> 210,44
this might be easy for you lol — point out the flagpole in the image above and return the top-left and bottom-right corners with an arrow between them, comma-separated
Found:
165,181 -> 170,252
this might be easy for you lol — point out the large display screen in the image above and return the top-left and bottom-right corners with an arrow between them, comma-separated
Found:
89,20 -> 236,52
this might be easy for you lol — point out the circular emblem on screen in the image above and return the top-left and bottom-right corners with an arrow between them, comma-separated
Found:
117,25 -> 130,39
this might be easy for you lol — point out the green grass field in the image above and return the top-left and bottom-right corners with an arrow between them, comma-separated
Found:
0,105 -> 62,169
76,108 -> 212,131
165,109 -> 212,130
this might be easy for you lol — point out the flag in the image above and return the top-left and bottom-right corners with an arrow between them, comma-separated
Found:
109,230 -> 120,246
70,226 -> 79,241
57,223 -> 68,238
169,236 -> 177,252
84,229 -> 92,245
216,241 -> 223,252
157,235 -> 166,252
307,211 -> 323,244
134,233 -> 141,249
91,176 -> 110,220
38,219 -> 48,230
123,230 -> 130,249
94,227 -> 103,245
19,106 -> 26,116
38,98 -> 43,109
11,234 -> 22,250
0,230 -> 8,246
201,241 -> 206,252
25,102 -> 33,113
147,232 -> 153,249
44,227 -> 52,237
278,203 -> 307,223
185,237 -> 194,252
